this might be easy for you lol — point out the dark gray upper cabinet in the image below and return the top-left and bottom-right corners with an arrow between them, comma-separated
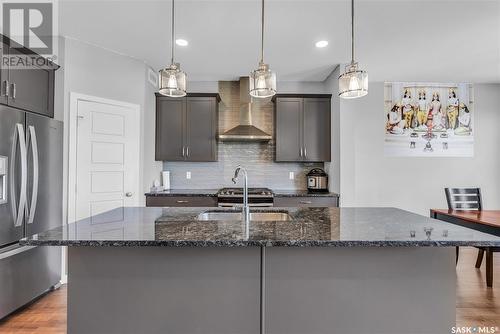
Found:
0,42 -> 7,106
275,97 -> 303,161
0,37 -> 56,117
303,98 -> 331,161
155,93 -> 219,162
156,98 -> 185,161
185,97 -> 218,161
274,94 -> 331,162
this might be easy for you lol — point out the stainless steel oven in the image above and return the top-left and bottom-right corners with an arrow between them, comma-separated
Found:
217,188 -> 274,207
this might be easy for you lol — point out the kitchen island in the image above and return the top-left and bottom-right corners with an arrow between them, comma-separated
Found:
22,207 -> 500,334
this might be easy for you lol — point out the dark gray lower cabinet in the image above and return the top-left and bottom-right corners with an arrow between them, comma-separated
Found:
274,94 -> 331,162
146,195 -> 218,207
274,196 -> 338,207
155,93 -> 219,162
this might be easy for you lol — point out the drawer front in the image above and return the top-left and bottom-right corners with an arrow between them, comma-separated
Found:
146,196 -> 217,207
273,196 -> 338,207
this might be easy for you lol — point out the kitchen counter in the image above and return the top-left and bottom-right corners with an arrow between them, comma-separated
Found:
26,206 -> 483,333
273,190 -> 339,197
144,189 -> 339,197
145,189 -> 218,197
21,207 -> 500,247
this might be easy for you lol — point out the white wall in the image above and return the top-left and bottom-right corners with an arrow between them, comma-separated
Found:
60,37 -> 159,211
339,82 -> 500,215
323,66 -> 340,193
278,81 -> 327,94
188,80 -> 328,94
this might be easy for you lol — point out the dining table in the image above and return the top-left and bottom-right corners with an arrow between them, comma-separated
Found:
430,209 -> 500,287
430,209 -> 500,236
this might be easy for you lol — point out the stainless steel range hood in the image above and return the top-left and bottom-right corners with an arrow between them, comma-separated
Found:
218,77 -> 272,142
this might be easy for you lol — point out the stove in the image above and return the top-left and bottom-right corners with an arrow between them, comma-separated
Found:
217,187 -> 274,207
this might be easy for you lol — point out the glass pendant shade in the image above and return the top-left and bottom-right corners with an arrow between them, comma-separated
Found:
158,63 -> 187,97
249,62 -> 276,98
338,62 -> 368,99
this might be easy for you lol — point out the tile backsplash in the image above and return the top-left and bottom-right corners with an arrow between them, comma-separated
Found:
162,81 -> 323,190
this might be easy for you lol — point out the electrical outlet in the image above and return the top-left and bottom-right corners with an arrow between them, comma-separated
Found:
186,171 -> 191,179
289,172 -> 295,180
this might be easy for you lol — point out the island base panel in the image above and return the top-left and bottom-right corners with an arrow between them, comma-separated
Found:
67,247 -> 261,334
67,247 -> 455,334
265,247 -> 455,334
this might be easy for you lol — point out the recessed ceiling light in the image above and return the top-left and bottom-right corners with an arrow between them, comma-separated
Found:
176,39 -> 188,46
315,40 -> 329,48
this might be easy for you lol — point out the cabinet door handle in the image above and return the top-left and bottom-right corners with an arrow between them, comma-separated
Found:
176,200 -> 189,204
11,83 -> 16,99
182,146 -> 185,157
303,147 -> 307,157
3,80 -> 9,97
300,200 -> 312,204
299,147 -> 303,157
186,146 -> 189,157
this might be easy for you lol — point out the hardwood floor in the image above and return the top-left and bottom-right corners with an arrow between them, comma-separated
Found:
0,247 -> 498,333
0,286 -> 66,334
456,247 -> 500,328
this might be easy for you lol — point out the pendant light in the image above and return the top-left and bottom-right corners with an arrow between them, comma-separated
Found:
158,0 -> 187,97
249,0 -> 276,98
338,0 -> 368,99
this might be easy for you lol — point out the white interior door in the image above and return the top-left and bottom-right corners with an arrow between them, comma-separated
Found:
75,99 -> 140,221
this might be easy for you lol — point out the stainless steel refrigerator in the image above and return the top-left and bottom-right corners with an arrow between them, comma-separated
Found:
0,105 -> 62,319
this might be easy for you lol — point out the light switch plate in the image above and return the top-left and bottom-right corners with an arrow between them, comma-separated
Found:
289,172 -> 294,180
186,171 -> 191,179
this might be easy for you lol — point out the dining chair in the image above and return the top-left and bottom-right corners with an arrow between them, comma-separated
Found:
445,187 -> 497,287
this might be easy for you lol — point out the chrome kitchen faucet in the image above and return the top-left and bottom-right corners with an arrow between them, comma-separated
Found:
232,166 -> 250,234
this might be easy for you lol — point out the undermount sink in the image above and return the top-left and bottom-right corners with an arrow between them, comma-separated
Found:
197,211 -> 292,222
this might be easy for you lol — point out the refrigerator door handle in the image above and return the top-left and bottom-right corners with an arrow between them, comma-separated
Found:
26,126 -> 39,225
9,124 -> 27,227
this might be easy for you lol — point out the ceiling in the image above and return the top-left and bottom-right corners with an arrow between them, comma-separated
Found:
59,0 -> 500,83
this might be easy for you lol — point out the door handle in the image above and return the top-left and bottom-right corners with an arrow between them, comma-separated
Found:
26,126 -> 39,225
11,83 -> 16,99
303,147 -> 307,158
186,146 -> 189,157
125,192 -> 133,197
2,80 -> 9,97
10,124 -> 27,227
299,147 -> 303,157
300,200 -> 312,204
182,146 -> 185,157
176,200 -> 189,204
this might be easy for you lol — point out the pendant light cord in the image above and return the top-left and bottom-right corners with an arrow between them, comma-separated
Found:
171,0 -> 175,65
260,0 -> 265,64
351,0 -> 355,64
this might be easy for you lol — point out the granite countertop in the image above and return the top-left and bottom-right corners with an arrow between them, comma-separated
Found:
145,189 -> 339,198
20,207 -> 500,247
145,189 -> 218,197
273,190 -> 339,197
